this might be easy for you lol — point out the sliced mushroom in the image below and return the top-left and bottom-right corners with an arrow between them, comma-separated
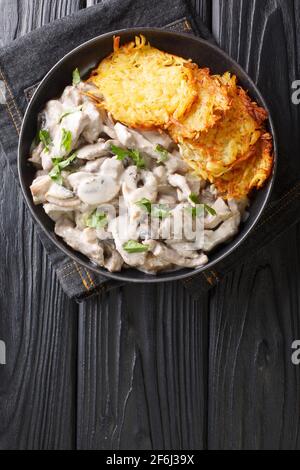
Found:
77,175 -> 121,205
43,204 -> 74,222
46,183 -> 74,200
46,196 -> 81,209
30,175 -> 52,204
68,158 -> 123,205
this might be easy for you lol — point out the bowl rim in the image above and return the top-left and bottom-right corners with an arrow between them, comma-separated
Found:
18,27 -> 278,284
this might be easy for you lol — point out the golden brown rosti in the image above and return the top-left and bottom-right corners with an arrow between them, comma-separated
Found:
213,133 -> 273,199
88,35 -> 198,129
178,83 -> 269,181
168,69 -> 233,140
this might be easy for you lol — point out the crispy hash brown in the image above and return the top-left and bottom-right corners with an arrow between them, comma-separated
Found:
213,134 -> 273,199
168,69 -> 233,140
177,83 -> 268,181
88,35 -> 198,129
87,36 -> 273,200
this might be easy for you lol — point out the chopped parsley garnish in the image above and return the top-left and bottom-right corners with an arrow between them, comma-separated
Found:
130,149 -> 146,169
59,106 -> 83,123
186,203 -> 217,218
188,193 -> 216,216
186,206 -> 204,218
123,240 -> 149,254
72,68 -> 81,86
152,204 -> 170,220
49,165 -> 63,185
49,153 -> 77,185
204,204 -> 217,216
111,145 -> 130,161
61,128 -> 72,153
136,198 -> 152,214
86,211 -> 108,229
111,145 -> 145,169
155,144 -> 169,162
136,199 -> 170,219
189,193 -> 200,205
39,129 -> 51,152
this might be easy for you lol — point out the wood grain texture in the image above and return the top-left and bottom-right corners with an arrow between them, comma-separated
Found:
209,0 -> 300,450
1,0 -> 300,451
77,283 -> 209,450
0,0 -> 82,450
76,0 -> 211,450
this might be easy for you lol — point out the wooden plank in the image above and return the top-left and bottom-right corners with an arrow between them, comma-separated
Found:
77,2 -> 211,450
0,0 -> 83,450
209,0 -> 300,450
77,283 -> 209,450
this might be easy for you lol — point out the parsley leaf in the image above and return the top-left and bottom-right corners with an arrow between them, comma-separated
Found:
58,153 -> 77,170
110,145 -> 130,161
39,129 -> 51,152
49,153 -> 77,185
136,198 -> 152,214
130,149 -> 145,169
49,165 -> 63,185
189,193 -> 200,205
59,106 -> 83,123
152,204 -> 170,220
186,206 -> 204,218
123,240 -> 149,254
136,199 -> 170,219
155,144 -> 169,162
110,145 -> 145,168
86,211 -> 108,229
203,204 -> 217,216
186,203 -> 216,218
72,68 -> 81,86
61,128 -> 72,153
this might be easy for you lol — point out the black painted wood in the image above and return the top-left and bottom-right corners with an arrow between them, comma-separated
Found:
77,283 -> 209,450
209,0 -> 300,450
0,0 -> 299,451
0,0 -> 84,451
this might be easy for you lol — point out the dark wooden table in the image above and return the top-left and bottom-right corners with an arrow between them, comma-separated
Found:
0,0 -> 300,450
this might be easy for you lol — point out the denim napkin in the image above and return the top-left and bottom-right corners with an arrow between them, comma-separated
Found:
0,0 -> 299,301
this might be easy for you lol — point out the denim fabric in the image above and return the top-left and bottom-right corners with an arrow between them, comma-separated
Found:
0,0 -> 299,301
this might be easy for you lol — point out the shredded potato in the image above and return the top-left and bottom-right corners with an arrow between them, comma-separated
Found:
88,35 -> 198,129
179,84 -> 269,184
87,36 -> 273,199
213,134 -> 273,199
169,69 -> 233,140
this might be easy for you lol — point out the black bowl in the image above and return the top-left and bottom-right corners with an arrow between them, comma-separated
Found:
18,28 -> 277,283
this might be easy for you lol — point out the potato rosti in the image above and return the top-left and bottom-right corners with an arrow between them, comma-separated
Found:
87,36 -> 273,200
88,35 -> 198,129
178,84 -> 268,181
213,134 -> 273,199
168,69 -> 233,140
